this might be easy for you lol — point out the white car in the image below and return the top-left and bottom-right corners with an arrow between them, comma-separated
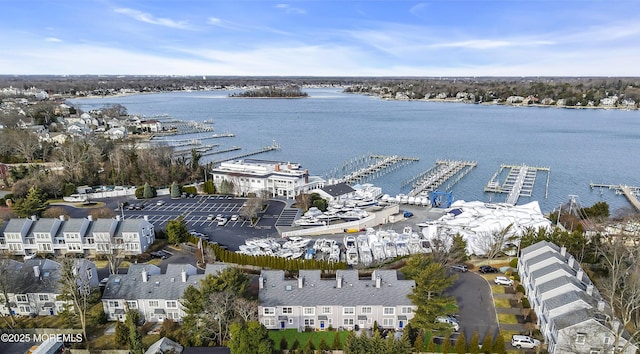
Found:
156,200 -> 165,206
511,335 -> 540,349
436,316 -> 459,331
207,214 -> 215,221
230,214 -> 239,221
217,218 -> 228,226
494,276 -> 514,286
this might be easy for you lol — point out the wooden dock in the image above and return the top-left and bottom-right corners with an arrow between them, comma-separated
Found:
211,142 -> 281,165
407,160 -> 477,197
484,164 -> 550,205
330,154 -> 419,185
590,183 -> 640,212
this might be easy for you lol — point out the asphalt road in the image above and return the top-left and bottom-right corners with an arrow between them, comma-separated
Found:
444,270 -> 500,342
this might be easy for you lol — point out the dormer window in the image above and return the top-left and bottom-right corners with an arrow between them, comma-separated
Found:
576,333 -> 586,344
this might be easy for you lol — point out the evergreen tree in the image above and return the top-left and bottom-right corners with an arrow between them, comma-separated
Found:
480,333 -> 493,354
304,337 -> 315,352
319,337 -> 329,351
426,334 -> 436,353
290,337 -> 300,350
228,321 -> 273,354
413,331 -> 424,353
143,182 -> 153,198
442,334 -> 452,354
332,330 -> 342,349
11,186 -> 48,217
455,331 -> 467,354
468,331 -> 480,354
279,337 -> 288,351
125,308 -> 143,354
493,334 -> 506,354
166,215 -> 189,245
114,320 -> 129,346
170,182 -> 181,198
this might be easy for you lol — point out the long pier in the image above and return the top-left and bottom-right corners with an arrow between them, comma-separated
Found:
151,121 -> 215,136
590,183 -> 640,212
329,154 -> 419,185
407,160 -> 477,197
485,164 -> 550,205
211,142 -> 281,165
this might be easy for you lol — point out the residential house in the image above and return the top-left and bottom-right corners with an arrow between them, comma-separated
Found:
315,183 -> 356,202
0,216 -> 154,257
518,241 -> 637,354
209,159 -> 325,199
0,258 -> 98,317
105,127 -> 127,140
139,119 -> 162,133
258,269 -> 416,331
102,264 -> 228,322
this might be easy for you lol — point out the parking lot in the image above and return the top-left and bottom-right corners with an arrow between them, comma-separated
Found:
115,195 -> 287,250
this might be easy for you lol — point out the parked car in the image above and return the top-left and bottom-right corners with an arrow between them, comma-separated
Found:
479,265 -> 499,274
150,250 -> 168,259
511,335 -> 540,349
494,276 -> 514,286
156,200 -> 165,206
449,264 -> 468,272
230,214 -> 239,221
436,316 -> 459,331
207,214 -> 215,221
217,218 -> 228,226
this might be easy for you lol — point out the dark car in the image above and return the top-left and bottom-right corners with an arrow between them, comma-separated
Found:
479,265 -> 499,274
150,250 -> 168,259
449,264 -> 468,272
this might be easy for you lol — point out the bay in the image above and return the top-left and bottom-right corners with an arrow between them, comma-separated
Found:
68,88 -> 640,214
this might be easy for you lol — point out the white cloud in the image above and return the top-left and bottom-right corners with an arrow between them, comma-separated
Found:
430,39 -> 555,49
274,4 -> 306,15
114,8 -> 191,29
45,37 -> 62,43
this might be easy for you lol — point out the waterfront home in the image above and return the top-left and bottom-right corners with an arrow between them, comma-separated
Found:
258,269 -> 416,331
518,241 -> 637,354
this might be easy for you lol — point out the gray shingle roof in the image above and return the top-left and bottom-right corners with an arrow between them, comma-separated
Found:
537,275 -> 586,295
2,218 -> 32,234
530,262 -> 575,281
521,240 -> 560,255
31,218 -> 61,234
544,290 -> 594,312
524,251 -> 567,269
259,269 -> 415,307
59,218 -> 90,236
91,219 -> 116,234
320,183 -> 356,197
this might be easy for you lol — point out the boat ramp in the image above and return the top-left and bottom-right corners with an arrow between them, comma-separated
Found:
405,160 -> 477,197
328,154 -> 419,185
590,183 -> 640,212
484,164 -> 550,205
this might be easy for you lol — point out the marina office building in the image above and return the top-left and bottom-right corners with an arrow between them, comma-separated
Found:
209,159 -> 325,199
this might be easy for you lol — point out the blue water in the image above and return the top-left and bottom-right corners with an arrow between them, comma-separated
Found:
68,88 -> 640,214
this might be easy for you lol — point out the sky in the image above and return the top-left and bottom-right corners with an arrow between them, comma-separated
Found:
1,0 -> 640,76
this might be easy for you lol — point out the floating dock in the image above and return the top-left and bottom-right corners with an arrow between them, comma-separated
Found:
407,160 -> 477,197
590,183 -> 640,212
484,164 -> 550,205
328,154 -> 419,185
151,121 -> 214,136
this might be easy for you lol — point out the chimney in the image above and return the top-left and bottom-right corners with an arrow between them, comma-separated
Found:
144,215 -> 149,221
181,268 -> 187,282
560,246 -> 566,256
59,215 -> 65,221
376,276 -> 381,288
259,274 -> 264,289
576,269 -> 584,282
115,215 -> 121,221
87,215 -> 93,221
567,256 -> 575,268
30,215 -> 37,221
298,276 -> 304,288
305,169 -> 309,184
142,268 -> 148,282
336,275 -> 342,289
275,164 -> 280,172
33,266 -> 40,278
587,284 -> 594,296
597,300 -> 605,311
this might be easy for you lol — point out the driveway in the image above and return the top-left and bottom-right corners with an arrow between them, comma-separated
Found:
445,270 -> 500,342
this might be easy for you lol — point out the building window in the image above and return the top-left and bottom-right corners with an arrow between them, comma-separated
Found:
322,306 -> 332,314
148,300 -> 159,307
304,318 -> 315,327
383,307 -> 395,315
343,307 -> 355,315
127,301 -> 137,309
108,301 -> 120,308
604,337 -> 611,345
282,307 -> 292,314
589,351 -> 600,354
166,301 -> 178,308
16,295 -> 28,302
576,333 -> 586,344
343,318 -> 354,326
401,307 -> 413,314
303,307 -> 315,315
263,307 -> 275,315
263,318 -> 275,327
383,318 -> 394,327
361,306 -> 372,314
38,294 -> 49,301
19,305 -> 31,313
289,318 -> 294,324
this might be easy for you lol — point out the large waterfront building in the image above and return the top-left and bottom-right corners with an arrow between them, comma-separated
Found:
209,159 -> 325,199
258,269 -> 416,331
0,215 -> 155,257
518,241 -> 637,354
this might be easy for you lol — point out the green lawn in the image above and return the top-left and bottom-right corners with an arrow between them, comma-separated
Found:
497,313 -> 518,324
493,298 -> 511,308
268,329 -> 349,350
491,285 -> 506,294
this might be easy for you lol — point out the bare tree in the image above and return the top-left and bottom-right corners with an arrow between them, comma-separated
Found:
233,297 -> 258,323
475,224 -> 516,259
57,259 -> 98,342
103,235 -> 126,275
203,291 -> 236,346
9,129 -> 40,163
0,256 -> 20,328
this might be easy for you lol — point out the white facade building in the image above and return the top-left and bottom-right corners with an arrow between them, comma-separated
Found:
210,159 -> 325,199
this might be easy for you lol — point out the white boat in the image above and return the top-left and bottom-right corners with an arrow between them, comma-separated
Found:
358,246 -> 373,265
383,240 -> 397,258
408,196 -> 416,205
305,248 -> 316,260
421,197 -> 431,207
339,210 -> 368,221
317,212 -> 340,222
400,195 -> 409,204
371,241 -> 386,261
328,245 -> 341,263
283,237 -> 311,249
343,235 -> 357,249
346,248 -> 359,266
408,238 -> 422,254
396,239 -> 410,256
294,218 -> 326,227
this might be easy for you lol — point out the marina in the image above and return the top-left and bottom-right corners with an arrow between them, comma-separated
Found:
484,164 -> 550,206
327,154 -> 418,185
406,160 -> 477,197
589,183 -> 640,212
211,142 -> 281,165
